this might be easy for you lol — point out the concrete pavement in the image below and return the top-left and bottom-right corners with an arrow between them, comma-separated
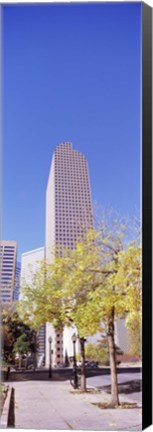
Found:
8,377 -> 142,430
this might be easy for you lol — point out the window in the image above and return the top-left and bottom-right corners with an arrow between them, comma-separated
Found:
2,265 -> 13,268
1,277 -> 12,280
4,247 -> 15,250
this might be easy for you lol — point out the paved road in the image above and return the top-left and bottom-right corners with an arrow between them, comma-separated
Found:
7,371 -> 142,430
4,366 -> 141,382
87,371 -> 142,403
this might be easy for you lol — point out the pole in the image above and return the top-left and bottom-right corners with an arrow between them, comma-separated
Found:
73,340 -> 78,389
49,340 -> 52,378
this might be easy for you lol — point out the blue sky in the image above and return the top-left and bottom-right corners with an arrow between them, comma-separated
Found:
3,3 -> 141,261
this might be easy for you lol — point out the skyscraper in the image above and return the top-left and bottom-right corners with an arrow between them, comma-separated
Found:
46,142 -> 93,261
0,240 -> 17,304
45,142 -> 93,366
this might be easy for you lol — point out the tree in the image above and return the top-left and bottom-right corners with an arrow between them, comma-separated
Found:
19,258 -> 65,331
128,317 -> 141,358
18,241 -> 98,391
58,223 -> 141,404
1,307 -> 36,366
85,341 -> 109,365
19,216 -> 141,403
13,334 -> 30,369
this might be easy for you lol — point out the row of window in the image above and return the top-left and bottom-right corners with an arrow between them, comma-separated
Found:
56,196 -> 91,202
55,157 -> 86,163
55,170 -> 88,178
2,268 -> 13,272
55,219 -> 91,225
55,174 -> 88,180
3,299 -> 11,303
56,192 -> 90,198
55,153 -> 86,158
0,246 -> 15,250
55,189 -> 90,196
55,209 -> 91,215
1,253 -> 14,256
55,190 -> 90,196
55,209 -> 92,214
55,235 -> 85,241
55,179 -> 89,185
1,290 -> 12,293
56,239 -> 74,244
3,257 -> 14,264
55,209 -> 89,214
55,152 -> 85,158
2,260 -> 14,264
55,224 -> 85,229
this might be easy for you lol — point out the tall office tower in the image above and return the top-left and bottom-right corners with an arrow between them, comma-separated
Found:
45,142 -> 93,366
46,142 -> 93,260
14,261 -> 21,301
0,240 -> 17,304
21,247 -> 46,367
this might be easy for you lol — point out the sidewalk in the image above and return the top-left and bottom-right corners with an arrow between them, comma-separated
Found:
8,379 -> 142,430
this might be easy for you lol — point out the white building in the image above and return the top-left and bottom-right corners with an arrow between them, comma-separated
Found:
45,142 -> 93,367
20,247 -> 46,366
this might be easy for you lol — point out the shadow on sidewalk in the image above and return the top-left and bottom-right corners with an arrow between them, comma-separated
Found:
97,379 -> 142,395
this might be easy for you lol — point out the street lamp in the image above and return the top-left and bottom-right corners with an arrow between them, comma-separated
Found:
48,336 -> 52,378
72,333 -> 78,389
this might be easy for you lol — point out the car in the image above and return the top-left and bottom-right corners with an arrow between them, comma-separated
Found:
76,360 -> 99,369
85,361 -> 99,369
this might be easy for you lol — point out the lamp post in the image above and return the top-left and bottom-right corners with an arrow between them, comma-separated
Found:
72,333 -> 78,389
48,336 -> 52,378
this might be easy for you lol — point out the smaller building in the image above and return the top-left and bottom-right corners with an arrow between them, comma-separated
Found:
20,247 -> 46,367
14,261 -> 21,301
0,240 -> 17,304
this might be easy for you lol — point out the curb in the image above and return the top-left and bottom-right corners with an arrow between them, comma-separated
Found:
1,387 -> 15,428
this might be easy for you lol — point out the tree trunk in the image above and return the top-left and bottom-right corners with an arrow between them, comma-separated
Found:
32,332 -> 37,370
19,354 -> 22,369
107,308 -> 119,407
80,338 -> 86,392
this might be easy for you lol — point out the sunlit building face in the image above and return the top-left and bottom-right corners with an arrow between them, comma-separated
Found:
45,142 -> 93,366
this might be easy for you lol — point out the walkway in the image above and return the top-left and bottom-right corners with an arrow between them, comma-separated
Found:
9,379 -> 142,430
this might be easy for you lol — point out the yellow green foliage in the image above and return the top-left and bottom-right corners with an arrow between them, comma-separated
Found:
19,223 -> 141,340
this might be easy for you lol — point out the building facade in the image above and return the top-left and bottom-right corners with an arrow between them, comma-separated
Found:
14,261 -> 21,301
45,142 -> 93,366
21,247 -> 46,366
0,240 -> 17,304
46,142 -> 93,262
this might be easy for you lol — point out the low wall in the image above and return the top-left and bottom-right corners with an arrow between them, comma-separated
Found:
1,387 -> 15,428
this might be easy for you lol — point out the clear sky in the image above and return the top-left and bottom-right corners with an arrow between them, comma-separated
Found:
2,3 -> 141,261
